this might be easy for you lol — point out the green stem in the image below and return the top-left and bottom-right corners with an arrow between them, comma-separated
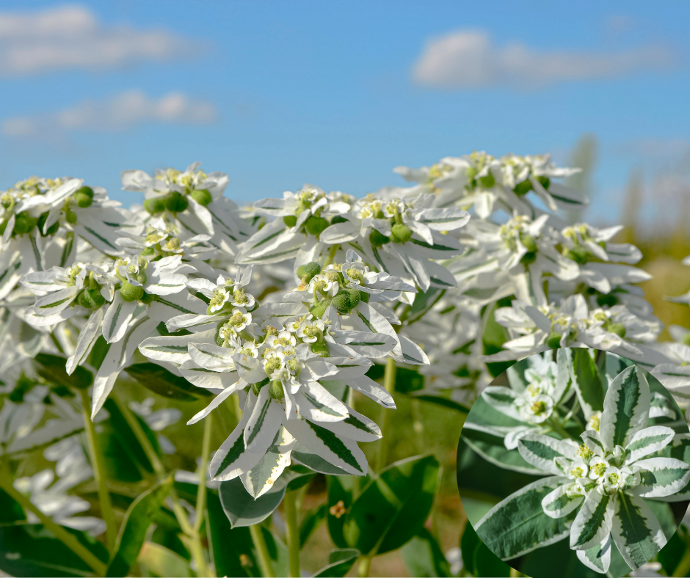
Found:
193,414 -> 213,533
376,357 -> 397,471
285,490 -> 300,577
548,416 -> 576,441
249,524 -> 275,577
79,389 -> 117,551
322,244 -> 339,268
357,554 -> 372,577
673,531 -> 690,577
0,472 -> 107,576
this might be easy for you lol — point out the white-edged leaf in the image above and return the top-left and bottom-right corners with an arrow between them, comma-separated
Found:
541,483 -> 584,519
580,430 -> 606,458
187,385 -> 239,425
295,381 -> 348,423
243,386 -> 284,454
66,308 -> 105,374
241,427 -> 295,498
188,342 -> 236,370
611,492 -> 666,570
210,404 -> 262,480
102,293 -> 137,344
600,365 -> 650,451
576,534 -> 611,574
349,375 -> 395,408
624,426 -> 675,464
517,433 -> 578,476
570,488 -> 615,551
632,457 -> 690,498
480,387 -> 521,421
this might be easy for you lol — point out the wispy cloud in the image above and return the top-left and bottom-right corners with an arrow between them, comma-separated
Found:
412,30 -> 679,89
0,4 -> 201,77
2,90 -> 217,138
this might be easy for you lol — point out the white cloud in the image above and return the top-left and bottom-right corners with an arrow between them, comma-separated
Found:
2,90 -> 217,137
0,4 -> 200,76
412,30 -> 679,89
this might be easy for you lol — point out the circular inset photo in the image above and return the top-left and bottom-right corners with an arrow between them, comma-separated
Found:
457,347 -> 690,578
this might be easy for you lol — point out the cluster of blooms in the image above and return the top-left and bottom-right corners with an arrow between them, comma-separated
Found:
3,152 -> 689,524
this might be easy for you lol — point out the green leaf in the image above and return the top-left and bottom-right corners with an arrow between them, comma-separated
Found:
401,528 -> 451,577
600,365 -> 650,450
463,429 -> 543,475
299,503 -> 327,547
219,476 -> 287,528
137,542 -> 193,577
0,486 -> 25,524
475,476 -> 572,560
572,348 -> 604,417
460,521 -> 510,577
517,433 -> 578,476
409,393 -> 469,413
327,475 -> 359,549
403,287 -> 445,325
124,362 -> 213,400
611,491 -> 666,570
106,476 -> 173,576
658,525 -> 688,576
342,454 -> 440,556
313,548 -> 360,577
35,352 -> 93,390
0,524 -> 108,577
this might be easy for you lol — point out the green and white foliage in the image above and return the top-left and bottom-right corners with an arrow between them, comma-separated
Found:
466,351 -> 690,575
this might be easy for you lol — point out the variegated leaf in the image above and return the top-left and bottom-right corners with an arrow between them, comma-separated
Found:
570,488 -> 615,551
624,426 -> 675,464
243,386 -> 284,454
632,457 -> 690,498
517,433 -> 579,476
481,387 -> 521,421
210,403 -> 262,480
475,476 -> 572,560
611,492 -> 666,570
576,534 -> 611,574
241,427 -> 295,498
600,365 -> 650,451
541,483 -> 584,519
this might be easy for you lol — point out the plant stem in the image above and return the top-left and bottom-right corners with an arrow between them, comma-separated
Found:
673,531 -> 690,576
285,490 -> 300,577
78,389 -> 117,551
0,472 -> 107,576
376,357 -> 397,471
193,414 -> 213,533
357,554 -> 372,577
249,524 -> 275,577
322,244 -> 340,268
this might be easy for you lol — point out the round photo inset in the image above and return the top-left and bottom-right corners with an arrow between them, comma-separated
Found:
457,347 -> 690,578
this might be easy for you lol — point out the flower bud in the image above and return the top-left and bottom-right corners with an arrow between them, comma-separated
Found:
165,191 -> 189,213
120,281 -> 144,302
391,223 -> 413,244
305,215 -> 329,237
564,246 -> 589,265
191,189 -> 213,206
296,262 -> 321,283
513,180 -> 533,196
369,229 -> 390,247
65,210 -> 78,224
520,252 -> 537,265
144,197 -> 166,215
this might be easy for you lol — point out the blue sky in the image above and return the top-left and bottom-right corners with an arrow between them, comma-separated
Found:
1,1 -> 689,228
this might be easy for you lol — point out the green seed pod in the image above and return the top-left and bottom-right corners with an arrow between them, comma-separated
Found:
120,281 -> 144,302
331,288 -> 361,314
537,176 -> 551,190
479,172 -> 495,189
283,215 -> 298,227
144,197 -> 166,215
513,180 -> 533,196
191,189 -> 213,206
296,262 -> 321,283
13,212 -> 37,235
310,341 -> 330,357
519,234 -> 538,253
520,251 -> 537,265
305,215 -> 330,237
37,212 -> 59,236
391,223 -> 413,244
65,210 -> 77,224
75,186 -> 94,200
309,298 -> 332,319
330,215 -> 349,225
369,229 -> 390,247
608,323 -> 626,338
269,380 -> 285,400
77,287 -> 106,310
140,292 -> 157,305
165,191 -> 189,213
596,293 -> 617,308
136,272 -> 148,285
547,332 -> 562,349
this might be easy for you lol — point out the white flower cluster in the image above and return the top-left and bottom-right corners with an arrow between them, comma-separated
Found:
2,152 -> 687,509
